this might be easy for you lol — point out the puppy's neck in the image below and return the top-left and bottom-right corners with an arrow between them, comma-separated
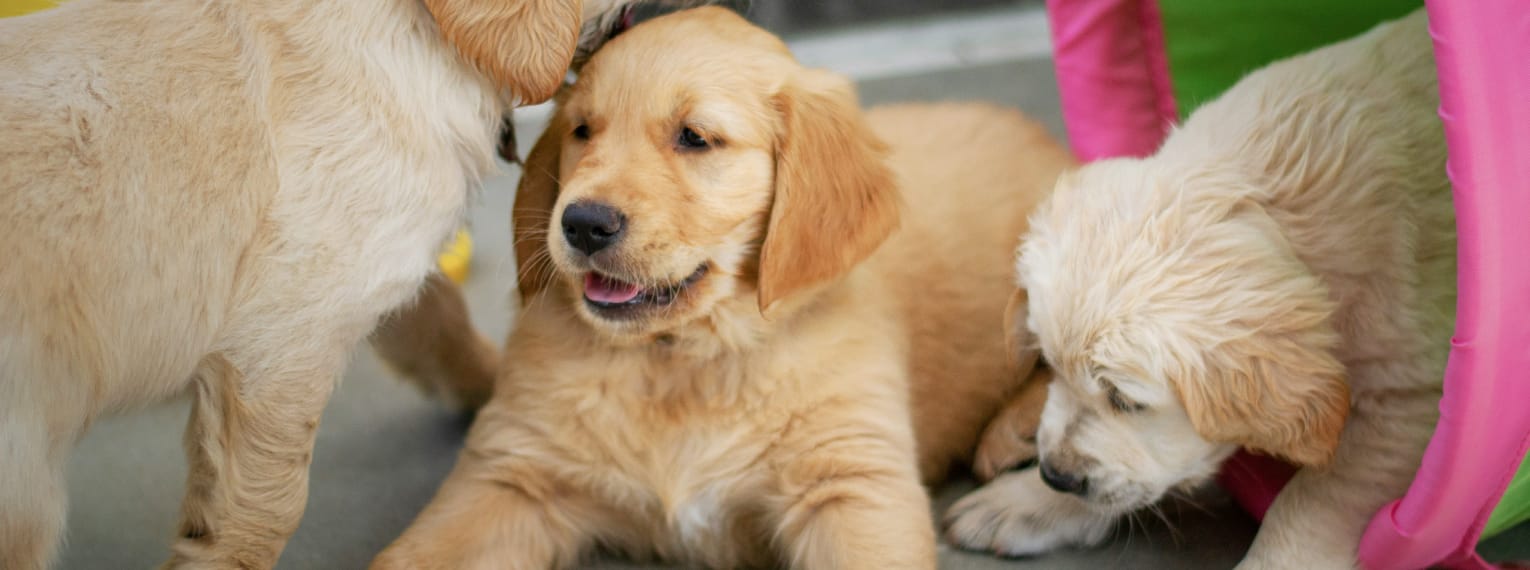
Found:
658,287 -> 833,359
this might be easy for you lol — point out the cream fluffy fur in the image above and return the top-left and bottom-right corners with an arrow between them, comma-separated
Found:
0,0 -> 661,567
373,8 -> 1070,569
948,9 -> 1454,569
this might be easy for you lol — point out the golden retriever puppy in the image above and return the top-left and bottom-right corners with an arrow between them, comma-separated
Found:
945,10 -> 1453,569
0,0 -> 711,567
373,7 -> 1071,569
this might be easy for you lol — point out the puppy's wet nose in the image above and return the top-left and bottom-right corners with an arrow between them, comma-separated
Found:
1039,461 -> 1088,496
561,201 -> 625,255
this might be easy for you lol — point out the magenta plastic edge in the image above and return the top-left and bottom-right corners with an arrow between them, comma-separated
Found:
1356,1 -> 1530,569
1135,0 -> 1177,128
1044,0 -> 1176,161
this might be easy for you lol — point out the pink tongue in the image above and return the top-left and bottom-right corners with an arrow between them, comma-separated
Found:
584,273 -> 642,304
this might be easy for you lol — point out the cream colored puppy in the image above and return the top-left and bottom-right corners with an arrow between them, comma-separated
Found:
947,10 -> 1454,569
374,7 -> 1069,569
0,0 -> 704,568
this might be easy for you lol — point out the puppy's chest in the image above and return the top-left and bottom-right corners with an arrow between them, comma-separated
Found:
606,414 -> 777,535
544,383 -> 791,558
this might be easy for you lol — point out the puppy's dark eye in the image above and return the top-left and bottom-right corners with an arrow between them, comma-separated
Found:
677,126 -> 708,149
1107,385 -> 1147,413
572,124 -> 590,140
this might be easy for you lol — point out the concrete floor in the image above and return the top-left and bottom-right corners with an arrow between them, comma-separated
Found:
55,4 -> 1529,569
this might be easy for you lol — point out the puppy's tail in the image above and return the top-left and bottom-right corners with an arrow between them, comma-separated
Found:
370,273 -> 498,412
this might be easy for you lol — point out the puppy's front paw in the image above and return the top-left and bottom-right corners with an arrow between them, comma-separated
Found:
943,468 -> 1115,557
971,432 -> 1038,483
973,369 -> 1051,481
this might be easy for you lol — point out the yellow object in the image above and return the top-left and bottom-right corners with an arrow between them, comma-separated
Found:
1,0 -> 55,18
438,229 -> 473,284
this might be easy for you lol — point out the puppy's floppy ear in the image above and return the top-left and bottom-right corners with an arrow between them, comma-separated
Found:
512,110 -> 569,302
1168,217 -> 1350,466
1003,288 -> 1040,371
425,0 -> 580,105
1176,319 -> 1349,467
757,69 -> 900,315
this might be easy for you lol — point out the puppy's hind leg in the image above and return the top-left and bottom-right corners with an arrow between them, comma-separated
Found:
0,409 -> 71,570
165,352 -> 338,569
371,273 -> 499,411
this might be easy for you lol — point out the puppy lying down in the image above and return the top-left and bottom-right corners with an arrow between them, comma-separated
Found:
948,9 -> 1453,569
373,7 -> 1071,569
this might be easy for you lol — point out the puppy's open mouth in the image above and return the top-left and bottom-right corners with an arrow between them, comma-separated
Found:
582,264 -> 709,318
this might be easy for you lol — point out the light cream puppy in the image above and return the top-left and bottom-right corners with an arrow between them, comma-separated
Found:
373,7 -> 1070,569
947,9 -> 1453,569
0,0 -> 698,568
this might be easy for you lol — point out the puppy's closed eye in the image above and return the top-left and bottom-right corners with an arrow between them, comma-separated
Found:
1106,384 -> 1147,413
677,126 -> 710,150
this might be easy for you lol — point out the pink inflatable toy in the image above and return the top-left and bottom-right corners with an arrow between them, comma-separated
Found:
1043,1 -> 1530,568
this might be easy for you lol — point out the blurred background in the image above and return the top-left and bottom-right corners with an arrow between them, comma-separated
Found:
751,0 -> 1031,33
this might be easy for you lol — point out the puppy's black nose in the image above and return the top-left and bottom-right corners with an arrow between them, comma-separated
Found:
1039,461 -> 1089,496
561,201 -> 625,255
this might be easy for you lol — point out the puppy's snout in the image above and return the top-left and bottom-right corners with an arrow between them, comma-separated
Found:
562,201 -> 626,255
1039,461 -> 1089,496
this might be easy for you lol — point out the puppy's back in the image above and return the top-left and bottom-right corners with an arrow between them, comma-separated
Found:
864,103 -> 1073,479
1167,10 -> 1454,355
1163,8 -> 1440,219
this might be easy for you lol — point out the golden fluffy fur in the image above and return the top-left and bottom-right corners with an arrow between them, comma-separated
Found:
373,8 -> 1070,569
0,0 -> 685,567
948,10 -> 1454,569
